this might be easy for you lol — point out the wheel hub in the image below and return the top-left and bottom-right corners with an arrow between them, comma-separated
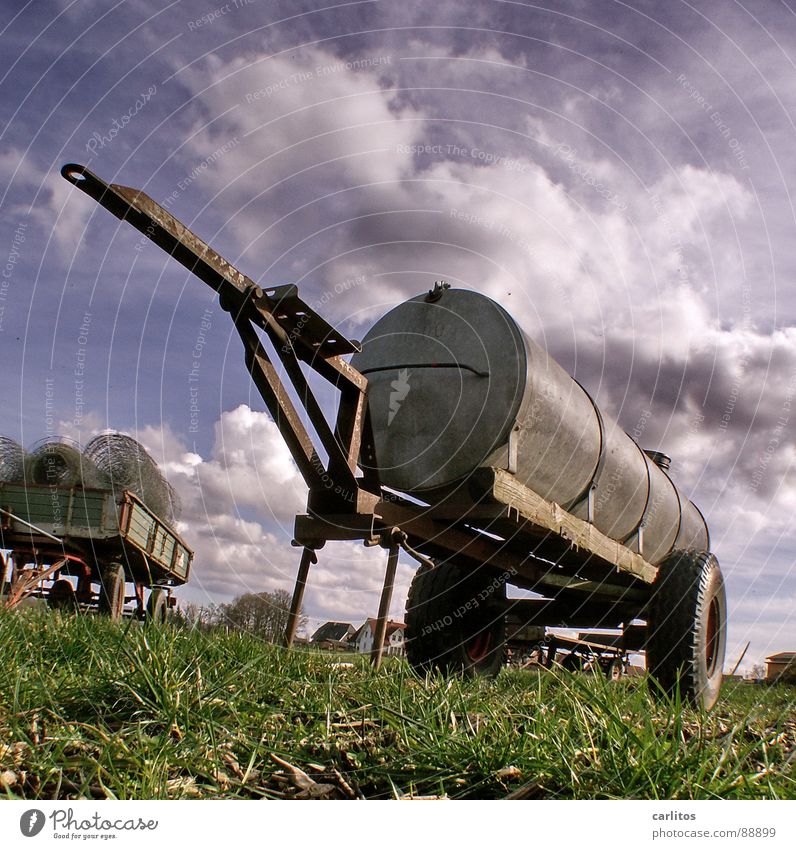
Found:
465,630 -> 491,662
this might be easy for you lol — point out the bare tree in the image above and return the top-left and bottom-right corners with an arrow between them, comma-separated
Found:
174,602 -> 218,630
215,589 -> 305,643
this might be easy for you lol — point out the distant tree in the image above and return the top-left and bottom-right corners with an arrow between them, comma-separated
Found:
215,589 -> 305,643
750,662 -> 766,681
174,602 -> 217,630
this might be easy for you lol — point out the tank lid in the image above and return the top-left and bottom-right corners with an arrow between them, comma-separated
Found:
644,449 -> 671,471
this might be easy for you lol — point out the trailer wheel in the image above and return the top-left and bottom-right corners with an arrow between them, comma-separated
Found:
49,578 -> 77,611
405,559 -> 506,678
98,563 -> 126,621
606,659 -> 624,681
647,550 -> 726,710
146,587 -> 168,624
562,651 -> 584,672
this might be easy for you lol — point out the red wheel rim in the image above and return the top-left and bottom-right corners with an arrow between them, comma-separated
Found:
705,596 -> 720,676
465,631 -> 491,662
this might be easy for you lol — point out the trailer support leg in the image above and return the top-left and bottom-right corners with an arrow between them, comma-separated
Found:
371,542 -> 400,671
133,582 -> 146,619
284,546 -> 316,648
545,635 -> 558,668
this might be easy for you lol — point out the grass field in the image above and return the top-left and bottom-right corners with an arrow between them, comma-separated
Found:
0,608 -> 793,800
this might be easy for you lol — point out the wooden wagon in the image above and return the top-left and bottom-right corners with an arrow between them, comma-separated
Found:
0,481 -> 192,620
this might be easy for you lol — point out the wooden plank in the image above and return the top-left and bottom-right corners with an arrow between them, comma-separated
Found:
118,493 -> 193,585
171,545 -> 190,581
0,484 -> 117,538
68,490 -> 107,527
505,597 -> 634,629
298,500 -> 647,600
125,505 -> 154,549
149,526 -> 176,569
1,487 -> 70,526
549,633 -> 626,655
372,500 -> 555,587
537,571 -> 645,600
479,468 -> 658,584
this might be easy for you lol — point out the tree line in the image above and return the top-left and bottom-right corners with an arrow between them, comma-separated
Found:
173,588 -> 307,643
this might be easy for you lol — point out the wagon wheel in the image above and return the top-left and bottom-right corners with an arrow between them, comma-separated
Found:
98,562 -> 126,621
49,578 -> 78,611
562,651 -> 584,672
405,559 -> 506,678
145,587 -> 168,624
646,549 -> 727,710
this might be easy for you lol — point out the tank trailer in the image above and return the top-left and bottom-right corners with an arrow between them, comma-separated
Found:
61,164 -> 727,709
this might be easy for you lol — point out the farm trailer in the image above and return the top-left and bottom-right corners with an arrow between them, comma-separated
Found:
507,626 -> 646,681
60,163 -> 727,709
0,481 -> 192,620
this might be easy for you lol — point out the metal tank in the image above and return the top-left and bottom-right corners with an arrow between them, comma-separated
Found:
351,286 -> 709,566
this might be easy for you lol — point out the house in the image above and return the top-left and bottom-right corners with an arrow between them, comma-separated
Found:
353,618 -> 406,656
765,652 -> 796,684
310,622 -> 356,651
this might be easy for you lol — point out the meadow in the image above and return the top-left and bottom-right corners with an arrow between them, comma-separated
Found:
0,609 -> 793,800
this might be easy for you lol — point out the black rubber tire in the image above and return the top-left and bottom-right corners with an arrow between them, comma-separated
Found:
647,549 -> 727,710
98,563 -> 126,621
405,559 -> 506,677
562,651 -> 584,672
146,587 -> 168,624
49,578 -> 77,611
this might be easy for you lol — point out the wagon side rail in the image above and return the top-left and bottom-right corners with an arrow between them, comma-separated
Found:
117,490 -> 193,585
0,480 -> 119,542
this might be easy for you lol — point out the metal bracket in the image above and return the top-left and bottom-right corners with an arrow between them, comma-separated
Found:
622,448 -> 653,554
566,381 -> 607,520
507,426 -> 519,475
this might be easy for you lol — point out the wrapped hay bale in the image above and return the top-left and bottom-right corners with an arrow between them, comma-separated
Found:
0,437 -> 26,482
84,433 -> 180,524
24,438 -> 104,488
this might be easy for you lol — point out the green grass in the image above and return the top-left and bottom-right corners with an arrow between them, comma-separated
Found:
0,608 -> 793,799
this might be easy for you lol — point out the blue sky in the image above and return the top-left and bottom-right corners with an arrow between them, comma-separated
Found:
1,0 -> 794,668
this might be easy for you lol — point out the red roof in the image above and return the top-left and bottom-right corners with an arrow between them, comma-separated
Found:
355,618 -> 405,645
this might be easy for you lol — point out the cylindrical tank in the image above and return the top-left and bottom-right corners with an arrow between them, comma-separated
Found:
351,287 -> 709,566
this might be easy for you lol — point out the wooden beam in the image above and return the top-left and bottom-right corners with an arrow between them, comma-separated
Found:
371,543 -> 399,671
505,597 -> 636,629
284,547 -> 316,647
475,468 -> 658,584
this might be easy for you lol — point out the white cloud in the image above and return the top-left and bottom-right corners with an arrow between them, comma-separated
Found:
1,148 -> 96,252
170,46 -> 425,268
56,411 -> 107,445
134,406 -> 414,628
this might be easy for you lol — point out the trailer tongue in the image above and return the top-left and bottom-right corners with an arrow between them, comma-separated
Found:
60,163 -> 727,709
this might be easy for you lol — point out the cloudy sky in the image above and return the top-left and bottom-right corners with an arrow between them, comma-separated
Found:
1,0 -> 794,667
